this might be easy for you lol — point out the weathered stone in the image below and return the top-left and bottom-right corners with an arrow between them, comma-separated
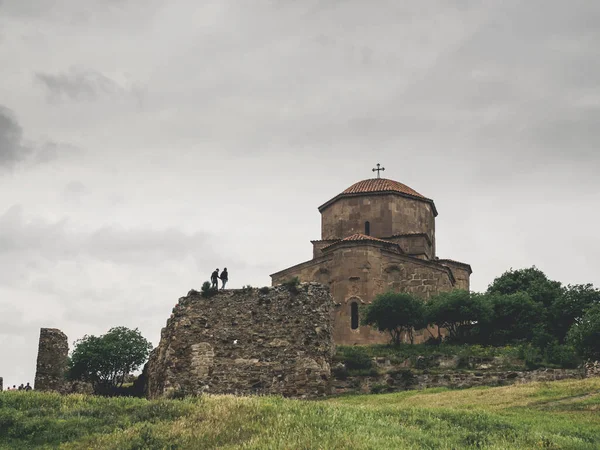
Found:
34,328 -> 68,392
146,284 -> 334,399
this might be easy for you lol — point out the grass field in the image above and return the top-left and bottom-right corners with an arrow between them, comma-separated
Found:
1,378 -> 599,449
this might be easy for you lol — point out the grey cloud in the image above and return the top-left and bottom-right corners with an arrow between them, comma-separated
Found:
35,68 -> 145,104
0,106 -> 80,168
0,106 -> 31,168
0,205 -> 216,266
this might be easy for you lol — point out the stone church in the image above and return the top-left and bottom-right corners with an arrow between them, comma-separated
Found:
271,169 -> 472,345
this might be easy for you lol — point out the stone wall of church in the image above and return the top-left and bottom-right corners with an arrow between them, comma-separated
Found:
438,261 -> 471,291
272,245 -> 455,346
319,194 -> 435,252
386,234 -> 433,260
146,284 -> 334,399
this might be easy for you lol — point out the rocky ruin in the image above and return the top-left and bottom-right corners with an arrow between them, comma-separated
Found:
146,283 -> 335,399
34,328 -> 69,391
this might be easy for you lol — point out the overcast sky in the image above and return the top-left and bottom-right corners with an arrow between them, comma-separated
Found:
1,0 -> 599,387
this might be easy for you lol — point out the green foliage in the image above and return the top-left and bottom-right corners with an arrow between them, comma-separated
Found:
259,286 -> 270,294
567,304 -> 600,362
69,327 -> 153,393
282,276 -> 301,294
201,281 -> 218,298
241,285 -> 254,293
425,290 -> 491,341
478,292 -> 544,345
549,284 -> 600,343
3,379 -> 600,449
337,346 -> 373,371
362,292 -> 425,344
487,266 -> 563,307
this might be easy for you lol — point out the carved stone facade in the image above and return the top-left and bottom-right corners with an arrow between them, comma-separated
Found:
34,328 -> 69,391
271,177 -> 472,345
146,284 -> 335,399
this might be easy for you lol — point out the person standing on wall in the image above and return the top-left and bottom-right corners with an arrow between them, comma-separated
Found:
211,268 -> 219,289
220,268 -> 228,290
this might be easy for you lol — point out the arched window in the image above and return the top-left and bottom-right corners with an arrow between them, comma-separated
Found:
351,302 -> 359,329
364,221 -> 370,236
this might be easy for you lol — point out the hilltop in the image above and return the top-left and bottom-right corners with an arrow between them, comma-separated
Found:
1,378 -> 599,449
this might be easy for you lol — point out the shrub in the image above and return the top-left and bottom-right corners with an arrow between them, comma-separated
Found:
241,285 -> 253,293
282,277 -> 301,294
338,347 -> 373,371
259,286 -> 270,294
201,281 -> 218,298
567,304 -> 600,362
68,327 -> 152,393
544,343 -> 580,369
362,292 -> 425,344
425,290 -> 490,341
370,383 -> 391,394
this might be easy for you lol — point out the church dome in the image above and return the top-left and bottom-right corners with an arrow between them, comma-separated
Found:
318,177 -> 437,216
342,178 -> 427,199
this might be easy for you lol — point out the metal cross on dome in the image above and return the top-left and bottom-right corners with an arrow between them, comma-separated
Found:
372,163 -> 385,178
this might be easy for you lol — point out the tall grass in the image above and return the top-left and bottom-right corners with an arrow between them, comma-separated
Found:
1,378 -> 599,449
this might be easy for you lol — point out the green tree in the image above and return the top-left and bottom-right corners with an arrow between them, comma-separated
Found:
479,292 -> 544,345
487,266 -> 563,307
362,292 -> 425,345
567,304 -> 600,362
425,290 -> 491,341
69,327 -> 153,392
549,284 -> 600,343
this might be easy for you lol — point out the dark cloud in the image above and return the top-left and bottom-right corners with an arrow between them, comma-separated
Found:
0,106 -> 80,169
0,106 -> 31,168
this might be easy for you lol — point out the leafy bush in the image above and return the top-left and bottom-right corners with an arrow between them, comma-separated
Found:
362,292 -> 425,344
425,290 -> 490,341
567,304 -> 600,362
338,346 -> 373,371
282,277 -> 301,294
544,343 -> 580,369
201,281 -> 218,298
259,286 -> 270,294
68,327 -> 152,393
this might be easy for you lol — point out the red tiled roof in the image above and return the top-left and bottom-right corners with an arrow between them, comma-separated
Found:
318,178 -> 437,216
322,233 -> 400,251
343,178 -> 427,199
340,233 -> 393,244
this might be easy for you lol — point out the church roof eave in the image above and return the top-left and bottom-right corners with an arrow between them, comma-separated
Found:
318,191 -> 438,216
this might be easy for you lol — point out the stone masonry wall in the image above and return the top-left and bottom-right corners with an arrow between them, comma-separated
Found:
146,283 -> 335,399
272,246 -> 454,345
34,328 -> 69,392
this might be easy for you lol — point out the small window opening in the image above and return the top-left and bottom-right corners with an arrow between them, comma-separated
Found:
364,221 -> 370,236
351,302 -> 359,329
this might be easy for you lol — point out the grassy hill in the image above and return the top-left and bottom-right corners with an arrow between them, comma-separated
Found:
1,378 -> 599,449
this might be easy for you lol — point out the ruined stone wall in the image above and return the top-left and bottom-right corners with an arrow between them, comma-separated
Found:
320,194 -> 435,251
146,284 -> 334,399
34,328 -> 68,392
